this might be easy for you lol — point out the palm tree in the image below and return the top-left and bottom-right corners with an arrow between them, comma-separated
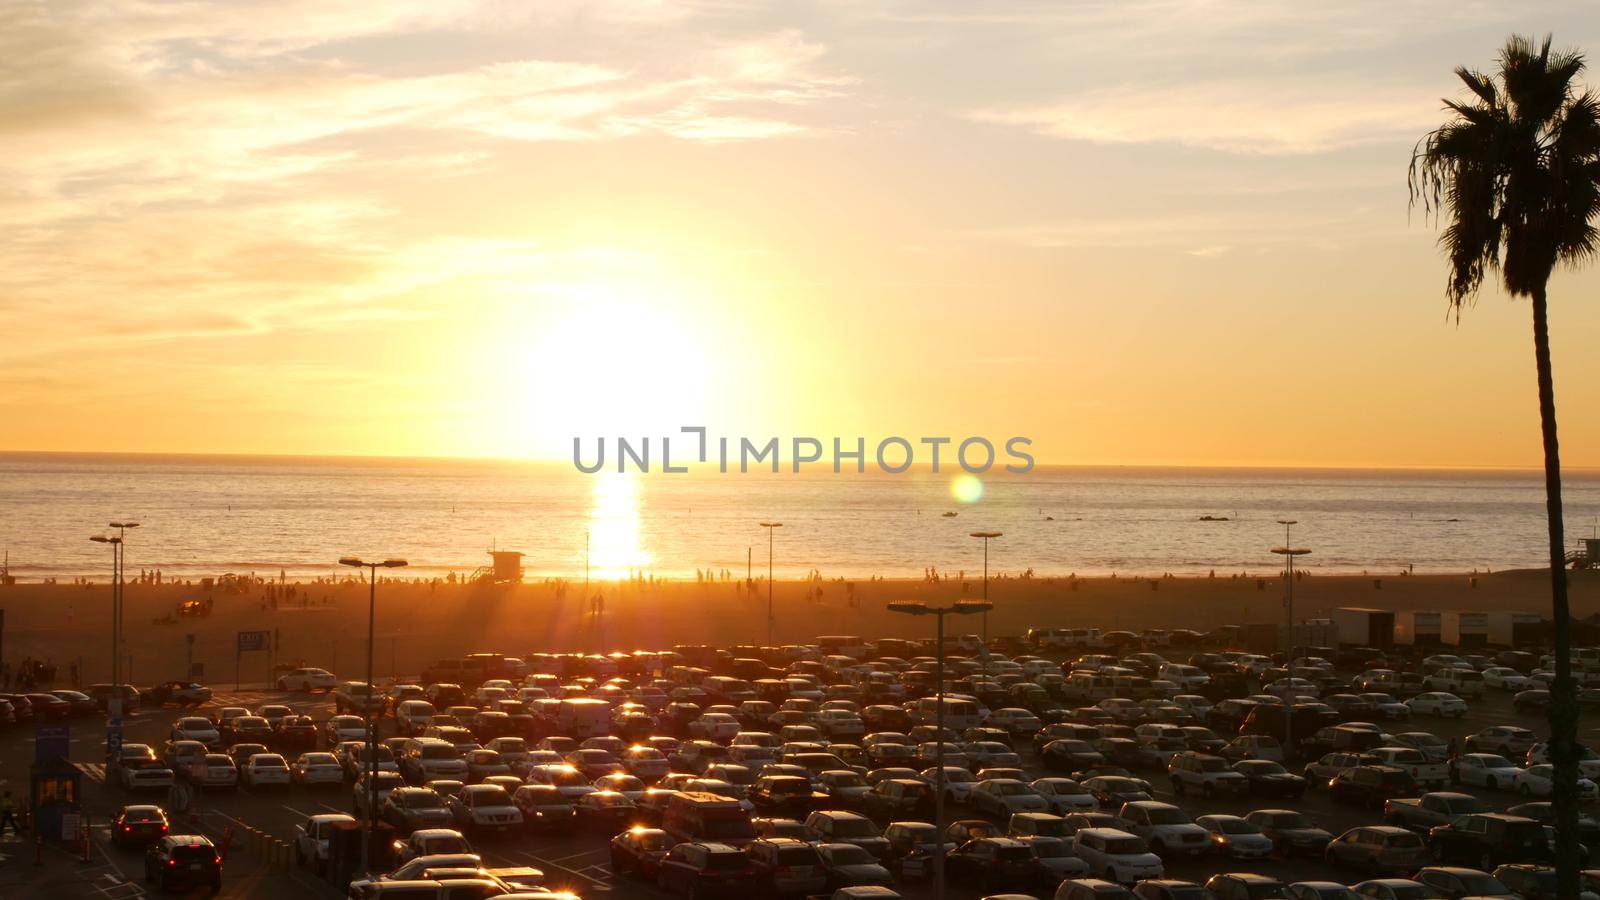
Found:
1410,34 -> 1600,897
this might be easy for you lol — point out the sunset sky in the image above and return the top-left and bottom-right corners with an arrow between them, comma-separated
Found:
4,0 -> 1600,468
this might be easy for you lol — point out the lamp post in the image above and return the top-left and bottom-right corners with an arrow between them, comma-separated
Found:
90,533 -> 122,753
887,598 -> 991,900
339,555 -> 407,877
969,531 -> 1002,670
109,521 -> 139,708
1271,520 -> 1310,757
759,522 -> 782,647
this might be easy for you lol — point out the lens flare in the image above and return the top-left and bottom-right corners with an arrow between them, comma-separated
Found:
951,474 -> 984,504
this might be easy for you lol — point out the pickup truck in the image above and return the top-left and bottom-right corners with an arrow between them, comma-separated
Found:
292,813 -> 355,873
1366,746 -> 1448,790
1382,791 -> 1488,831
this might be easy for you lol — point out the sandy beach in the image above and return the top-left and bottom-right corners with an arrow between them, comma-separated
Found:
1,568 -> 1596,687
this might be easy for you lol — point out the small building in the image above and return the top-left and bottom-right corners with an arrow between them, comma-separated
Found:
482,550 -> 524,584
1332,608 -> 1396,648
1393,610 -> 1447,646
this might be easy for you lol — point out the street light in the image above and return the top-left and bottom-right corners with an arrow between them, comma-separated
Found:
109,522 -> 139,702
1272,519 -> 1310,756
759,522 -> 782,647
90,533 -> 123,747
340,555 -> 407,877
969,531 -> 1003,669
886,598 -> 991,900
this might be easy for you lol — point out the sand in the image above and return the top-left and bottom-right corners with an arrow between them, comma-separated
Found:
1,568 -> 1596,687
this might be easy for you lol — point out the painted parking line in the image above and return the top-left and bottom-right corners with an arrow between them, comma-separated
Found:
502,848 -> 617,893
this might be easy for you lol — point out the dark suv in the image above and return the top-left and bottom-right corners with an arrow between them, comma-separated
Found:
144,835 -> 222,892
1428,813 -> 1551,868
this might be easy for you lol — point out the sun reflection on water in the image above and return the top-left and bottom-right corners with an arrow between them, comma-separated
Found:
588,472 -> 651,579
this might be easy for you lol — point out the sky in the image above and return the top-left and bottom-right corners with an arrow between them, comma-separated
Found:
3,0 -> 1600,469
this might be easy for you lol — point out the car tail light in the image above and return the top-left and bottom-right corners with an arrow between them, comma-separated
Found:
167,859 -> 178,867
122,825 -> 132,832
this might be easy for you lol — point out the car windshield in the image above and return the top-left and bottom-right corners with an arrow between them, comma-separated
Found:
420,746 -> 457,760
834,819 -> 878,838
1146,807 -> 1190,825
825,845 -> 873,865
1216,820 -> 1259,835
403,793 -> 445,809
1244,884 -> 1285,899
474,788 -> 512,805
1444,797 -> 1487,813
1478,755 -> 1513,768
775,845 -> 820,865
1271,813 -> 1312,828
1103,836 -> 1148,854
1457,873 -> 1507,892
1198,758 -> 1229,772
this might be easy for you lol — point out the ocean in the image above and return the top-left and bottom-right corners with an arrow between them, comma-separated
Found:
2,453 -> 1597,581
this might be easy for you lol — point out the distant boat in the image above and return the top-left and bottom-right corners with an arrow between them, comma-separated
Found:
942,511 -> 958,517
1198,515 -> 1230,522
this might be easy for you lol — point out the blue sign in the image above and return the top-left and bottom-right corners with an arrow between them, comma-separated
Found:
237,630 -> 269,652
35,723 -> 69,762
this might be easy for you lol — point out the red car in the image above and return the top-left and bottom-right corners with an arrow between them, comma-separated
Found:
273,716 -> 320,753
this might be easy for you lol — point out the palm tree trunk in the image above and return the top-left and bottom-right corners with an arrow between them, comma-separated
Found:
1531,283 -> 1579,899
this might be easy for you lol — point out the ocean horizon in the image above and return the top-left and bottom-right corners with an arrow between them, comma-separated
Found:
3,451 -> 1597,581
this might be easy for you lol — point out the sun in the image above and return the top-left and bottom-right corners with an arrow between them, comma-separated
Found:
518,286 -> 714,458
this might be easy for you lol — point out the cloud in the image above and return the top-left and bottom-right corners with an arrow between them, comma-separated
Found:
970,80 -> 1441,154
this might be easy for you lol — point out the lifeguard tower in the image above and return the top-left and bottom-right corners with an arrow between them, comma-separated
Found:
472,550 -> 525,584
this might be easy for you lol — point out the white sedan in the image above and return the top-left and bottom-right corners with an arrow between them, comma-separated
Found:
968,779 -> 1051,817
1513,763 -> 1600,800
292,752 -> 345,786
1406,692 -> 1468,717
1031,777 -> 1099,814
1454,753 -> 1522,790
241,753 -> 291,789
277,667 -> 338,692
1526,742 -> 1600,779
1482,667 -> 1530,691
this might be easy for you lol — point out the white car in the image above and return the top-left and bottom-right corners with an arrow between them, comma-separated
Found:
1265,677 -> 1321,699
1453,753 -> 1522,789
277,667 -> 337,692
987,708 -> 1044,735
1390,732 -> 1451,763
1171,695 -> 1213,719
1119,801 -> 1211,858
814,709 -> 866,739
1031,778 -> 1099,814
1526,742 -> 1600,779
1097,699 -> 1144,723
1467,725 -> 1539,756
171,717 -> 222,748
1406,692 -> 1468,717
969,779 -> 1050,817
965,742 -> 1022,769
241,753 -> 291,789
1482,667 -> 1531,691
1513,763 -> 1600,799
621,747 -> 671,781
920,766 -> 977,804
326,715 -> 369,744
686,713 -> 742,742
1071,827 -> 1164,883
291,752 -> 345,786
447,784 -> 524,833
1195,814 -> 1274,859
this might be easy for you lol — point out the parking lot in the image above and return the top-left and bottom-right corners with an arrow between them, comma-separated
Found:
4,645 -> 1596,900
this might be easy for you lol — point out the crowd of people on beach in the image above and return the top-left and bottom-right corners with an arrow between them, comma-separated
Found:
0,656 -> 66,690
